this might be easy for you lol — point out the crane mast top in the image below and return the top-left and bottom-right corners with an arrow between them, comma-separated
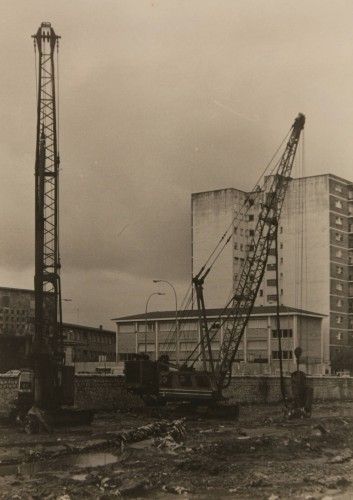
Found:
193,113 -> 305,394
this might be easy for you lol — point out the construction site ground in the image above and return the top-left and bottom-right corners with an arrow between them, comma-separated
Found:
2,402 -> 353,499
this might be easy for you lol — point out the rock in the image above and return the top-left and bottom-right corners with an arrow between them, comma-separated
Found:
163,485 -> 189,495
328,449 -> 352,463
118,478 -> 150,496
321,475 -> 350,488
314,424 -> 329,435
249,472 -> 270,487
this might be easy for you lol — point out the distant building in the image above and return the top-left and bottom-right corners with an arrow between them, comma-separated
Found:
192,174 -> 353,371
113,305 -> 325,375
0,287 -> 116,371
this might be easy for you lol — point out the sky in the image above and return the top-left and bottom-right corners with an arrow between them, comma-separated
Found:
1,0 -> 353,329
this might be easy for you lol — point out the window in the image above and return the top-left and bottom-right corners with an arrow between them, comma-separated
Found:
249,230 -> 254,237
234,227 -> 238,234
259,290 -> 263,297
267,279 -> 277,286
337,266 -> 343,275
272,350 -> 293,359
335,184 -> 343,193
336,249 -> 343,258
267,263 -> 276,271
337,332 -> 342,341
248,214 -> 254,221
281,289 -> 283,295
335,216 -> 343,226
335,200 -> 343,209
267,294 -> 278,302
138,343 -> 155,353
336,283 -> 343,292
337,299 -> 343,307
280,242 -> 283,249
335,233 -> 343,242
280,257 -> 283,264
337,316 -> 342,324
280,226 -> 283,234
272,329 -> 293,338
240,229 -> 244,236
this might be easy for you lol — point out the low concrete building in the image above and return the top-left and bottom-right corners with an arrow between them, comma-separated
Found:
113,305 -> 325,375
0,286 -> 116,372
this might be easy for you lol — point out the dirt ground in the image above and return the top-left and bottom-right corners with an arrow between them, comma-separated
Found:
1,402 -> 353,499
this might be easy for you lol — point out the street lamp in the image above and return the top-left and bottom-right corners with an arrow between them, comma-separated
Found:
145,292 -> 165,355
62,298 -> 79,323
153,279 -> 179,366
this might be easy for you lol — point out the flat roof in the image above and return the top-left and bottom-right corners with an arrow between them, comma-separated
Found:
113,304 -> 325,322
62,323 -> 115,335
191,173 -> 353,198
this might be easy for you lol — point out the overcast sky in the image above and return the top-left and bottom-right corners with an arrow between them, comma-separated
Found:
1,0 -> 353,329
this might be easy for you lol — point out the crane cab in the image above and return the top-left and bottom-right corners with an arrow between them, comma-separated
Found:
159,370 -> 217,403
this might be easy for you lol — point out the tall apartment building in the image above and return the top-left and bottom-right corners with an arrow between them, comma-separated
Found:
192,174 -> 353,370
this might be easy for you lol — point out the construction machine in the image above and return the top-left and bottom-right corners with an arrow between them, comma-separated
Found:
125,113 -> 306,411
16,22 -> 93,432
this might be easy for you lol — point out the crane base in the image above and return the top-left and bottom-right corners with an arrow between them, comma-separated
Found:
24,406 -> 94,434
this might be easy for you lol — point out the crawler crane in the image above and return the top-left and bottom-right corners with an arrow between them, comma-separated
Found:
126,114 -> 305,409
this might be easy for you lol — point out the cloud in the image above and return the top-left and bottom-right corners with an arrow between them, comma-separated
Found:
2,0 -> 353,326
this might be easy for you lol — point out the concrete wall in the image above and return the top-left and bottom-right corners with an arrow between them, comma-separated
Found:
192,188 -> 246,307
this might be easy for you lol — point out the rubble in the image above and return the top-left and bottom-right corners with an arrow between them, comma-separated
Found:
1,403 -> 353,498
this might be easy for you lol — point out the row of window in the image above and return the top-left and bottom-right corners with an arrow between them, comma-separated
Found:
66,330 -> 115,344
73,350 -> 115,362
272,350 -> 293,359
234,242 -> 253,251
272,329 -> 293,338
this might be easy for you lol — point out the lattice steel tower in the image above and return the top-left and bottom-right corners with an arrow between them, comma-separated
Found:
32,22 -> 62,407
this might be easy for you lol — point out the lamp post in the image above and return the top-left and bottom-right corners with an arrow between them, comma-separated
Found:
153,279 -> 179,366
145,292 -> 165,355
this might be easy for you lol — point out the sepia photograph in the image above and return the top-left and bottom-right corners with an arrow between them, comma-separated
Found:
1,1 -> 353,498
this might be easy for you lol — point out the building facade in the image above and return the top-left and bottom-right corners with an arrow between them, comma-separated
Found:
114,306 -> 324,375
0,287 -> 116,370
192,174 -> 353,368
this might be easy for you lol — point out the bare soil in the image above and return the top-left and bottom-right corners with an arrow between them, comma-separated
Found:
1,402 -> 353,499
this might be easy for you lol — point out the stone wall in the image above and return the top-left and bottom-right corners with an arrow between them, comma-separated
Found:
1,373 -> 353,419
74,374 -> 142,410
0,373 -> 18,418
225,375 -> 353,404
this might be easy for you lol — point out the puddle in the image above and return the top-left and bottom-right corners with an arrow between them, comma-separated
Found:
0,452 -> 119,477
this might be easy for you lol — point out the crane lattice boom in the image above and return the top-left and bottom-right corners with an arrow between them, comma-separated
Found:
194,113 -> 305,393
